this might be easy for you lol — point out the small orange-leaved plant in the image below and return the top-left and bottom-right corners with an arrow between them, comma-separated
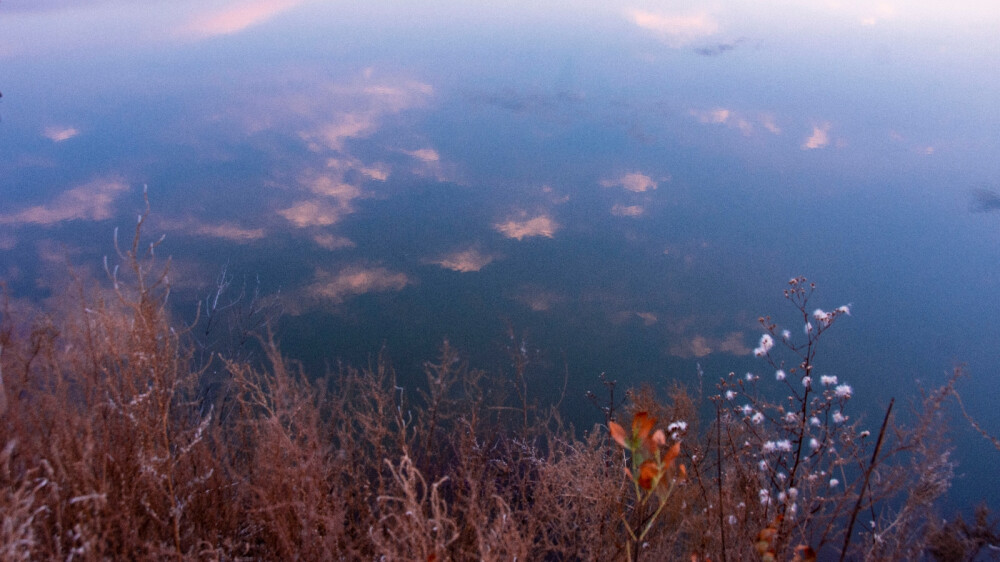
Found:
609,412 -> 686,561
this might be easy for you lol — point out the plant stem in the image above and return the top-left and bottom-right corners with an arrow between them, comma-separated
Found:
717,405 -> 727,562
839,398 -> 893,561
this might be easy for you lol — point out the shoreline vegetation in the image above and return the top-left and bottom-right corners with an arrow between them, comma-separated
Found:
1,214 -> 998,560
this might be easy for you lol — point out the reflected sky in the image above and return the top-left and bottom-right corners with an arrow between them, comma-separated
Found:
3,0 -> 1000,511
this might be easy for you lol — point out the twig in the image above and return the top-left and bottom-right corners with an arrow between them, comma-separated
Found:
717,404 -> 727,562
954,390 -> 1000,452
840,398 -> 894,561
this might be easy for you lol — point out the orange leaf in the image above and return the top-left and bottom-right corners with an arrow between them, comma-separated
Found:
756,515 -> 783,551
638,459 -> 659,490
792,545 -> 817,562
643,428 -> 667,455
632,412 -> 656,442
652,429 -> 667,446
662,441 -> 681,467
609,421 -> 628,448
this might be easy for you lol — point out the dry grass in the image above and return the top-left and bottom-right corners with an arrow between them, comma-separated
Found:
0,223 -> 986,560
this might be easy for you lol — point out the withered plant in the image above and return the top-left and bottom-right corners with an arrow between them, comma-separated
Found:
666,278 -> 961,561
0,209 -> 978,562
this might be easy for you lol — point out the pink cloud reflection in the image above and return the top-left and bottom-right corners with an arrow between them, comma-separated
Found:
43,126 -> 79,142
182,0 -> 303,38
0,177 -> 129,226
494,214 -> 559,240
307,265 -> 411,304
429,247 -> 496,273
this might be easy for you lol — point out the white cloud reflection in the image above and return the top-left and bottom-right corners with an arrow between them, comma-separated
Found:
233,71 -> 432,253
690,108 -> 780,136
191,223 -> 266,241
0,177 -> 129,226
611,204 -> 645,217
306,265 -> 411,304
312,233 -> 355,250
399,146 -> 456,182
306,174 -> 363,200
233,70 -> 432,150
691,108 -> 731,124
802,122 -> 832,149
494,213 -> 559,240
301,113 -> 376,152
278,200 -> 345,228
888,131 -> 936,156
514,286 -> 567,312
759,113 -> 781,135
627,9 -> 720,46
669,332 -> 749,359
429,247 -> 496,273
541,185 -> 570,204
278,157 -> 386,229
600,172 -> 659,193
180,0 -> 304,38
860,7 -> 896,27
325,156 -> 389,182
157,217 -> 266,242
636,311 -> 658,326
283,77 -> 433,180
402,148 -> 440,162
1,1 -> 316,57
43,126 -> 80,142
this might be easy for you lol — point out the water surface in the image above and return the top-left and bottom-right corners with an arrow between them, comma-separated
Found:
2,0 -> 1000,512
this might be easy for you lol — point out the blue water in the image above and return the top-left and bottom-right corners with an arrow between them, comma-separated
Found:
2,0 -> 999,513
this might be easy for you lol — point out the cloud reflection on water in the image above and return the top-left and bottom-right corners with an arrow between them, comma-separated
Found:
157,218 -> 267,243
668,331 -> 750,359
600,172 -> 659,193
278,200 -> 345,228
689,108 -> 782,137
0,177 -> 129,226
42,126 -> 80,142
627,9 -> 720,47
513,285 -> 567,312
305,265 -> 411,305
232,71 -> 434,246
636,311 -> 658,326
1,0 -> 999,516
179,0 -> 304,38
802,122 -> 832,150
494,213 -> 559,240
312,233 -> 355,250
611,204 -> 645,217
428,247 -> 497,273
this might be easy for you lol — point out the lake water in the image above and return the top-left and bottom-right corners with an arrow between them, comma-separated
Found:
2,0 -> 999,513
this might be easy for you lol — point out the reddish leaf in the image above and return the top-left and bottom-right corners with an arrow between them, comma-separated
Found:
632,411 -> 656,442
609,421 -> 628,448
652,429 -> 667,446
662,441 -> 681,467
638,459 -> 659,490
756,515 -> 783,556
643,428 -> 667,455
793,545 -> 817,562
